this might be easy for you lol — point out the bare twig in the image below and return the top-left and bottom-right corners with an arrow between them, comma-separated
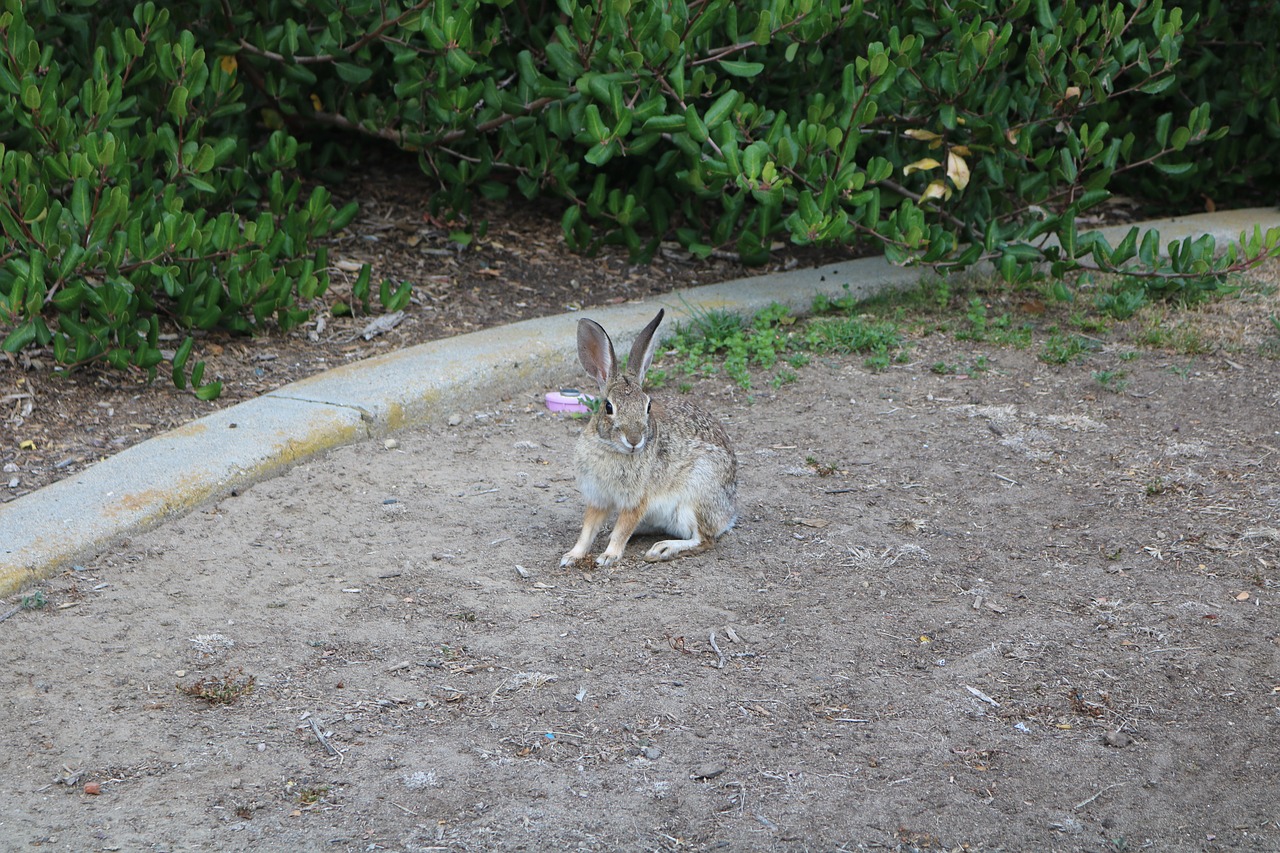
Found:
964,684 -> 1001,707
709,631 -> 726,669
0,605 -> 21,624
309,717 -> 342,762
1074,782 -> 1125,811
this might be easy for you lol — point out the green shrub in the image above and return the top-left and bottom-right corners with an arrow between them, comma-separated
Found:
3,0 -> 1279,392
0,1 -> 360,396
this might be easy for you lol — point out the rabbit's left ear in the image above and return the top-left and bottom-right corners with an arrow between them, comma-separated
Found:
627,309 -> 665,386
577,318 -> 617,391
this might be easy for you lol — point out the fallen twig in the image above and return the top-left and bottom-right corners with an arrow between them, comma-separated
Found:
964,684 -> 1001,707
0,605 -> 21,624
1074,782 -> 1125,811
309,717 -> 342,762
709,631 -> 726,669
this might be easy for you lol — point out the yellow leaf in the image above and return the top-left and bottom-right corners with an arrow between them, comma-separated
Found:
310,93 -> 323,111
219,55 -> 238,75
903,129 -> 942,141
903,157 -> 941,176
919,635 -> 932,644
921,180 -> 950,201
1064,85 -> 1081,100
950,145 -> 972,156
19,439 -> 36,450
946,150 -> 971,191
1005,128 -> 1019,145
1235,591 -> 1250,601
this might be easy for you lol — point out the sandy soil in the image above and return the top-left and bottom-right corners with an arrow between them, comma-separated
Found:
3,291 -> 1279,851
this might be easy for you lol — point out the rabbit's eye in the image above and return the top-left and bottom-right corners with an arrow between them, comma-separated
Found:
604,400 -> 614,415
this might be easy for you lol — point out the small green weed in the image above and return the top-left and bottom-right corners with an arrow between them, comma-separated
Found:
1095,280 -> 1148,320
1262,314 -> 1280,359
805,456 -> 838,477
20,590 -> 47,610
1092,369 -> 1129,393
956,297 -> 1012,342
931,355 -> 989,377
297,785 -> 331,806
1040,332 -> 1093,364
770,370 -> 798,389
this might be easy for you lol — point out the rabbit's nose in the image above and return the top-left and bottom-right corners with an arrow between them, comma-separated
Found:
622,432 -> 646,452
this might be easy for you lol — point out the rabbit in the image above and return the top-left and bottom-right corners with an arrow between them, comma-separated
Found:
560,308 -> 738,567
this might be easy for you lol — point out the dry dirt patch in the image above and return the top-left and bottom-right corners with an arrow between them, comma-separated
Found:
2,303 -> 1278,850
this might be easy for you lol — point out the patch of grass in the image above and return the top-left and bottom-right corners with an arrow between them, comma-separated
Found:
1263,314 -> 1280,359
1039,332 -> 1093,364
665,301 -> 904,387
930,355 -> 989,377
178,668 -> 256,705
297,785 -> 331,806
1095,280 -> 1148,320
20,590 -> 47,610
802,315 -> 899,352
670,303 -> 798,389
770,369 -> 798,389
1069,310 -> 1109,334
1092,369 -> 1129,393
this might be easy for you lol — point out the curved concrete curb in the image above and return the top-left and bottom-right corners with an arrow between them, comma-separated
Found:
2,207 -> 1277,596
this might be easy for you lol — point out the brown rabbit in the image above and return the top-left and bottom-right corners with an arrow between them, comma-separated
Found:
560,309 -> 738,567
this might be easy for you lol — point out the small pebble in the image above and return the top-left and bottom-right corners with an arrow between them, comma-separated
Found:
83,782 -> 101,796
448,413 -> 463,426
7,477 -> 18,489
383,438 -> 399,450
642,746 -> 663,760
691,762 -> 726,780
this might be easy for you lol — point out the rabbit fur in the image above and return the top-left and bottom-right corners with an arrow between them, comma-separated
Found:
560,309 -> 738,567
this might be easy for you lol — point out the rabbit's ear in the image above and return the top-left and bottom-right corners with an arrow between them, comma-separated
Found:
627,309 -> 665,386
577,318 -> 617,391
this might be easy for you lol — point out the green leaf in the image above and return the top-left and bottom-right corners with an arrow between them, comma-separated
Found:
194,380 -> 223,400
1152,160 -> 1194,176
335,63 -> 373,85
70,178 -> 92,228
718,60 -> 764,78
168,84 -> 189,120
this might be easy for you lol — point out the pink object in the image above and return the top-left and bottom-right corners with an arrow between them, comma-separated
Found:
545,388 -> 593,414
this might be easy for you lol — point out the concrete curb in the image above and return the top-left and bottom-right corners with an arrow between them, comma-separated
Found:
2,208 -> 1277,596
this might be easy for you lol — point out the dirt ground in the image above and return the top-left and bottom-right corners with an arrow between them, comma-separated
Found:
3,265 -> 1279,850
